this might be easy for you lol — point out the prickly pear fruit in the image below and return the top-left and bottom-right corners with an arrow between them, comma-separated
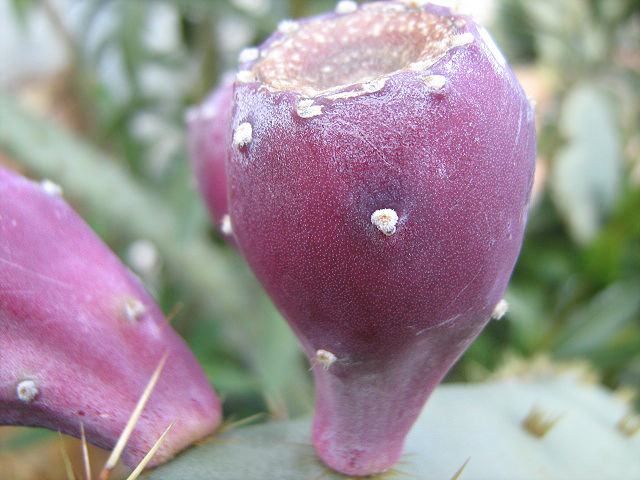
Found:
187,75 -> 234,240
0,166 -> 221,468
223,1 -> 535,476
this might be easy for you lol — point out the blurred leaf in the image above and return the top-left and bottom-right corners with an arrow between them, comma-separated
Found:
554,282 -> 640,357
521,0 -> 620,75
503,284 -> 552,353
550,82 -> 622,244
8,0 -> 39,24
521,0 -> 571,31
585,186 -> 640,285
254,301 -> 313,415
494,0 -> 536,63
202,361 -> 258,395
0,428 -> 54,450
594,0 -> 639,26
618,353 -> 640,405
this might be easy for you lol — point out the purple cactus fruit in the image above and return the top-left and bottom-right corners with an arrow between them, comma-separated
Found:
222,0 -> 536,476
187,75 -> 235,241
0,167 -> 221,468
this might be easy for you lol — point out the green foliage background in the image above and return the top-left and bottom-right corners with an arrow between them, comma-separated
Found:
1,0 -> 639,475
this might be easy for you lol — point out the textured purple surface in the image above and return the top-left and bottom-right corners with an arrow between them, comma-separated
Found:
195,1 -> 536,475
187,75 -> 234,240
0,167 -> 221,467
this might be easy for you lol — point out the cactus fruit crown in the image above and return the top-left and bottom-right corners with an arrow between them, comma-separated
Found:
252,4 -> 460,96
193,0 -> 536,477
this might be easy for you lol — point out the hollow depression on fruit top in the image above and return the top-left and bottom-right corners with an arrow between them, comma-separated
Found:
251,3 -> 461,96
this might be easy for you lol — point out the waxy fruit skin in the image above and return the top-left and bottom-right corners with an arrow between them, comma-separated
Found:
187,75 -> 235,240
0,167 -> 221,468
216,1 -> 535,476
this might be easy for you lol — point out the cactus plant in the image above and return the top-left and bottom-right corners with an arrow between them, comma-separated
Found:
0,166 -> 221,468
189,0 -> 537,475
143,363 -> 640,480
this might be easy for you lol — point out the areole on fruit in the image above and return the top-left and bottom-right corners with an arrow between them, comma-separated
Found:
193,0 -> 536,476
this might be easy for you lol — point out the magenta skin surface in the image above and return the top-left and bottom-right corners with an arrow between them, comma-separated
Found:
0,167 -> 221,468
224,2 -> 535,476
187,75 -> 234,240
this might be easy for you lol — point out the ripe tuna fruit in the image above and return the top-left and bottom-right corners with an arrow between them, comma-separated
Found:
221,0 -> 535,476
187,74 -> 235,240
0,167 -> 221,468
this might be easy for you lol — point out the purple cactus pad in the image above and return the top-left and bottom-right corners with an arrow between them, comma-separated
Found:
0,167 -> 222,468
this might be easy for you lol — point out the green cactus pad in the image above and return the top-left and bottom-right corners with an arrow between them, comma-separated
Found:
144,374 -> 640,479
